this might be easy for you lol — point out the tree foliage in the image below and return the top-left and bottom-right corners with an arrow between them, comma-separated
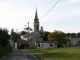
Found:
71,33 -> 76,37
11,29 -> 20,42
0,28 -> 10,46
66,33 -> 71,36
48,31 -> 67,45
20,31 -> 27,35
77,33 -> 80,37
42,31 -> 50,41
24,27 -> 33,35
40,26 -> 44,36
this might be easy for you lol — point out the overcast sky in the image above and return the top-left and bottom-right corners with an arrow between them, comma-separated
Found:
0,0 -> 80,33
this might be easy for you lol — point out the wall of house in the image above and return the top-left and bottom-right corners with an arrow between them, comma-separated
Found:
20,36 -> 28,41
36,43 -> 57,49
70,38 -> 80,46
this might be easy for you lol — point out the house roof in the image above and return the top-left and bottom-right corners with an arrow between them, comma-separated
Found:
36,41 -> 58,43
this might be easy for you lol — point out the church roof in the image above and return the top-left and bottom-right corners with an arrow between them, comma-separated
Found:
34,8 -> 39,22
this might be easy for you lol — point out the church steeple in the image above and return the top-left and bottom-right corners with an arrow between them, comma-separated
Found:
34,8 -> 39,32
34,8 -> 39,23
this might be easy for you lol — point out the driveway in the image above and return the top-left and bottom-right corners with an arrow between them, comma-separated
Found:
1,49 -> 38,60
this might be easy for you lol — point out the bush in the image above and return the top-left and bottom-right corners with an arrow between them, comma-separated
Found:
0,44 -> 12,58
0,44 -> 3,56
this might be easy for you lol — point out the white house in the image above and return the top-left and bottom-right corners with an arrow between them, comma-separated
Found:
20,34 -> 28,41
36,41 -> 57,49
70,37 -> 80,46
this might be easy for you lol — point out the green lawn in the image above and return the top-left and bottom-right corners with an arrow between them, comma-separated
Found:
27,47 -> 80,60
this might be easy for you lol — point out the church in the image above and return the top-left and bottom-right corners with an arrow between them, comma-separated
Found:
17,9 -> 57,49
18,9 -> 43,48
28,8 -> 43,48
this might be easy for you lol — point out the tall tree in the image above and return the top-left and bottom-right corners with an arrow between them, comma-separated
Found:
42,31 -> 50,41
0,28 -> 10,46
20,31 -> 27,35
71,33 -> 76,37
66,33 -> 71,36
11,29 -> 20,42
48,30 -> 67,46
24,27 -> 32,34
40,26 -> 44,36
77,33 -> 80,37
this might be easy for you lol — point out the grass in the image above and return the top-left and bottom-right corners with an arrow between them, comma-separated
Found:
27,47 -> 80,60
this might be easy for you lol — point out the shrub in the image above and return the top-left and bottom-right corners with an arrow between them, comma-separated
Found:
0,44 -> 12,58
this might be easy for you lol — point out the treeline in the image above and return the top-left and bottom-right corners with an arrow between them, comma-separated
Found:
0,28 -> 12,58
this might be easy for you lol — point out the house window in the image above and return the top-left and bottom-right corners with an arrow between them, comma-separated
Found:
50,44 -> 53,47
38,44 -> 40,47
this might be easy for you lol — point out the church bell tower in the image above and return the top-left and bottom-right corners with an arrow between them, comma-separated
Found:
34,8 -> 39,34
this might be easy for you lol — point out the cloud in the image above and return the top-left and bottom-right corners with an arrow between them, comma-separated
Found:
70,0 -> 80,4
70,8 -> 80,16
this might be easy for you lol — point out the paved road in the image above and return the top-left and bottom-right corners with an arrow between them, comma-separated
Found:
1,49 -> 38,60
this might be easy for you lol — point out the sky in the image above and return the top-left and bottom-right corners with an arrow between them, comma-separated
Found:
0,0 -> 80,33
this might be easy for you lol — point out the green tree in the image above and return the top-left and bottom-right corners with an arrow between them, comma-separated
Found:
40,26 -> 44,36
42,31 -> 50,41
71,33 -> 76,37
11,29 -> 20,42
48,30 -> 67,46
0,28 -> 10,46
66,33 -> 71,36
24,27 -> 33,34
77,33 -> 80,37
20,31 -> 27,35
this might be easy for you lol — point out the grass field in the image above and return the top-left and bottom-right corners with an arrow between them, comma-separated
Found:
27,47 -> 80,60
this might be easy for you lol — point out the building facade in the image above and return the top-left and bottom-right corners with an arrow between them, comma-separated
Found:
36,41 -> 57,49
18,9 -> 58,49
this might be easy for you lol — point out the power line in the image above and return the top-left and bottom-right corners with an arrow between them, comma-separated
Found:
40,0 -> 60,20
42,0 -> 71,26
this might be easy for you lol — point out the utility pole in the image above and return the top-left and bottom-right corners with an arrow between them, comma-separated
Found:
27,22 -> 29,41
27,22 -> 30,48
24,22 -> 33,48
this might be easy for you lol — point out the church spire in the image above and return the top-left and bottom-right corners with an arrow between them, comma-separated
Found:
34,8 -> 39,22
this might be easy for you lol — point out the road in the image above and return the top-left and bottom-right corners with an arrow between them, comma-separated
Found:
1,49 -> 38,60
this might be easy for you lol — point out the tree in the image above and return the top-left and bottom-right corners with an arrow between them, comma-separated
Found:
48,30 -> 67,46
40,26 -> 44,36
71,33 -> 76,37
66,33 -> 71,36
0,28 -> 10,46
42,31 -> 50,41
20,31 -> 27,35
77,33 -> 80,37
24,27 -> 33,34
11,29 -> 20,42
